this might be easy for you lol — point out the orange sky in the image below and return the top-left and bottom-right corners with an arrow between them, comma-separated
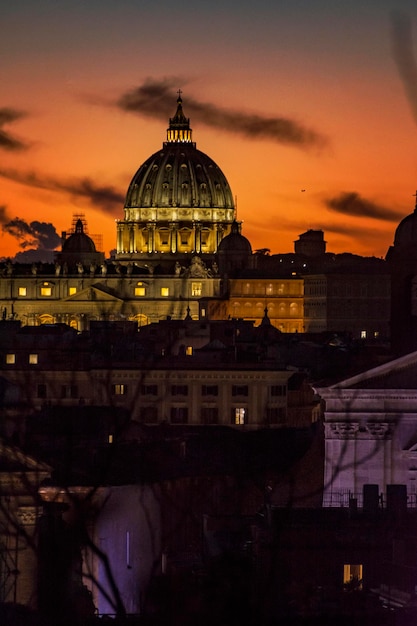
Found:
2,1 -> 417,261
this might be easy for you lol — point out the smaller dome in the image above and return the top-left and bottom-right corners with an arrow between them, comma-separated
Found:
62,219 -> 96,254
393,209 -> 417,248
218,221 -> 252,254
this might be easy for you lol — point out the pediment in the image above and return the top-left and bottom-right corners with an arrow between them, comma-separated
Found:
328,350 -> 417,391
63,285 -> 123,303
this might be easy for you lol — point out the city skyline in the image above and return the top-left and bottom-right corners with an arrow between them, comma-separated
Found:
2,0 -> 417,261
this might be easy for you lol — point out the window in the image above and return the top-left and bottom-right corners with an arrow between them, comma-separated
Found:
360,330 -> 367,339
191,282 -> 202,297
232,385 -> 248,397
37,384 -> 47,399
61,385 -> 78,399
141,384 -> 158,395
232,407 -> 247,425
343,564 -> 363,590
135,282 -> 146,297
29,354 -> 38,365
161,287 -> 170,297
270,385 -> 286,397
6,354 -> 15,364
202,385 -> 218,396
171,385 -> 188,396
170,407 -> 188,424
112,384 -> 127,396
68,287 -> 77,296
140,406 -> 158,423
201,407 -> 219,424
40,286 -> 52,297
18,287 -> 27,296
186,346 -> 193,356
266,407 -> 286,424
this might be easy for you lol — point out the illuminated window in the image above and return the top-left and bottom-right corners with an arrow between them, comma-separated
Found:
29,354 -> 38,364
343,564 -> 363,590
40,283 -> 52,297
18,287 -> 27,297
201,407 -> 219,424
68,287 -> 77,296
232,407 -> 247,425
112,384 -> 127,396
191,282 -> 202,297
108,434 -> 113,444
161,287 -> 170,297
6,354 -> 15,364
201,308 -> 206,318
360,330 -> 367,339
170,407 -> 188,424
135,282 -> 146,296
232,385 -> 248,397
186,346 -> 193,356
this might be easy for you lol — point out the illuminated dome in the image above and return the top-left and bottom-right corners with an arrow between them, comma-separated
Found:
125,99 -> 234,211
116,95 -> 237,262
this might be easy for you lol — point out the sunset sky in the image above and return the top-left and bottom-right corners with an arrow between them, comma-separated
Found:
2,0 -> 417,261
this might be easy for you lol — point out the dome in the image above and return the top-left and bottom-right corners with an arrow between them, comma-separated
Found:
393,208 -> 417,248
116,95 -> 237,262
62,219 -> 96,253
124,97 -> 234,212
217,221 -> 252,254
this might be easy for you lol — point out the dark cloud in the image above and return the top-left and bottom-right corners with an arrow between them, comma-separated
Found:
390,11 -> 417,126
0,107 -> 29,151
0,167 -> 124,215
2,217 -> 61,251
324,192 -> 401,221
116,78 -> 328,151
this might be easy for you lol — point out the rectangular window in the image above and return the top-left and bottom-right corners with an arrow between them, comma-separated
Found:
68,287 -> 77,296
141,384 -> 158,395
232,385 -> 248,397
232,407 -> 247,425
61,385 -> 78,399
140,406 -> 158,423
171,385 -> 188,396
191,282 -> 202,297
360,330 -> 367,339
37,384 -> 47,399
266,407 -> 286,424
18,287 -> 27,297
270,385 -> 286,397
202,385 -> 218,396
29,354 -> 38,365
343,564 -> 363,590
160,287 -> 170,297
40,287 -> 52,297
186,346 -> 193,356
170,407 -> 188,424
135,286 -> 146,296
112,384 -> 127,396
201,407 -> 219,425
6,354 -> 15,364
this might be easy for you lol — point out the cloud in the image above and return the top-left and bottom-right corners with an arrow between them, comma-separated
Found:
0,107 -> 29,151
116,77 -> 328,151
324,192 -> 401,221
0,167 -> 124,215
2,217 -> 61,252
390,11 -> 417,126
